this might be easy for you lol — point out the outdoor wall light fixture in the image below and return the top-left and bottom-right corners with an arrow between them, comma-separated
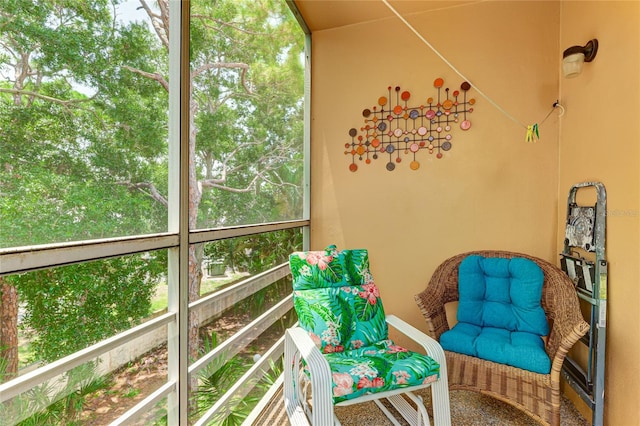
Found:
562,39 -> 598,78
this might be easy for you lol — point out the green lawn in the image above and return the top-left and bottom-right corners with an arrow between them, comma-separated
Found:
149,272 -> 249,313
16,272 -> 249,369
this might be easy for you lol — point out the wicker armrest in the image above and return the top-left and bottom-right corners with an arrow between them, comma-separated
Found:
414,252 -> 470,341
414,285 -> 450,341
414,254 -> 466,341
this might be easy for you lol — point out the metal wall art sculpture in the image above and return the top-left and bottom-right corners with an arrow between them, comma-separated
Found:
345,79 -> 476,172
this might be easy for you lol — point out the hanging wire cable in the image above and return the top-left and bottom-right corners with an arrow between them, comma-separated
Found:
381,0 -> 561,135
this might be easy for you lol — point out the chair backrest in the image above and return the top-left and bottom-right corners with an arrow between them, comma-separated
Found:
289,245 -> 388,353
418,250 -> 585,359
457,255 -> 549,337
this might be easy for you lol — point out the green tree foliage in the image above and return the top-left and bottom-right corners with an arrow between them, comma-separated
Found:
204,227 -> 302,274
191,0 -> 305,228
0,0 -> 168,246
0,0 -> 304,381
0,0 -> 169,369
6,253 -> 165,362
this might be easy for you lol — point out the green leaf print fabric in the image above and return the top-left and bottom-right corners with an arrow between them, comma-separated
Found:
289,245 -> 440,403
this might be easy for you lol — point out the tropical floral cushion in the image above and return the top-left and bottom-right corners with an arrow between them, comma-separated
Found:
290,245 -> 373,289
291,245 -> 388,352
326,340 -> 440,403
290,245 -> 349,290
293,284 -> 388,353
289,245 -> 440,402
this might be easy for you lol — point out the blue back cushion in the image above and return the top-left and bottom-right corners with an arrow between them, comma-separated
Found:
440,255 -> 551,374
457,255 -> 548,336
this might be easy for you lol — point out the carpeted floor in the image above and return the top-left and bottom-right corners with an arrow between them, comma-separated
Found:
251,385 -> 589,425
334,388 -> 589,425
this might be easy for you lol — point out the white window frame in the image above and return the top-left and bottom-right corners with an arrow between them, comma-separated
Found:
0,1 -> 311,424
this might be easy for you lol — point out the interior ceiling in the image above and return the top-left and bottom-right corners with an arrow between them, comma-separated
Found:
292,0 -> 482,32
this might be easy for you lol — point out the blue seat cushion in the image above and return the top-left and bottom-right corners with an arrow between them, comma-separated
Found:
441,324 -> 551,374
323,339 -> 440,403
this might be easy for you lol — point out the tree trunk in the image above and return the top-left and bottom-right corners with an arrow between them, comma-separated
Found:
0,277 -> 19,380
188,97 -> 203,363
186,96 -> 206,416
188,245 -> 203,361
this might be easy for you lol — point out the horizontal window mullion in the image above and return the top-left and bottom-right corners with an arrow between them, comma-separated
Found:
0,311 -> 175,402
0,220 -> 309,276
188,219 -> 309,244
0,233 -> 179,276
110,380 -> 176,426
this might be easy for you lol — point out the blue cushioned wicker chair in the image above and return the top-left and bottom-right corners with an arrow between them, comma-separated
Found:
284,245 -> 451,426
415,250 -> 589,426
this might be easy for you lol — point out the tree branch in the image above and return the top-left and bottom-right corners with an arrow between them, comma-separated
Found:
139,0 -> 169,49
0,87 -> 93,108
117,181 -> 168,207
122,66 -> 169,92
191,15 -> 269,37
200,173 -> 260,193
192,62 -> 252,94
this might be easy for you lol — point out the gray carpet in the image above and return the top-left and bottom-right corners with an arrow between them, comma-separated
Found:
333,389 -> 589,425
250,385 -> 589,425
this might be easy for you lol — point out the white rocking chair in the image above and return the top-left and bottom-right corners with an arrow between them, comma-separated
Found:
283,246 -> 451,426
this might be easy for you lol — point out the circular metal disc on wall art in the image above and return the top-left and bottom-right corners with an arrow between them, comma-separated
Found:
345,81 -> 476,171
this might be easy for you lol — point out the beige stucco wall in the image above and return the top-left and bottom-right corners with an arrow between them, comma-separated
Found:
558,2 -> 640,424
311,3 -> 559,316
310,2 -> 560,342
308,0 -> 639,424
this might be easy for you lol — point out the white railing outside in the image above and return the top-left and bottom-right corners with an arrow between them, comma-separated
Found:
0,219 -> 305,425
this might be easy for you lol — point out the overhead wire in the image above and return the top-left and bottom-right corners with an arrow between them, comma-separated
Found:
381,0 -> 563,140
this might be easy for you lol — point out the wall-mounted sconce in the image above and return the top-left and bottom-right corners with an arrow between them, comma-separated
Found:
562,39 -> 598,78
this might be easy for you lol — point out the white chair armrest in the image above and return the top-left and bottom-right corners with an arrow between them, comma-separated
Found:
284,327 -> 334,425
386,315 -> 451,426
385,314 -> 447,367
285,327 -> 328,369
